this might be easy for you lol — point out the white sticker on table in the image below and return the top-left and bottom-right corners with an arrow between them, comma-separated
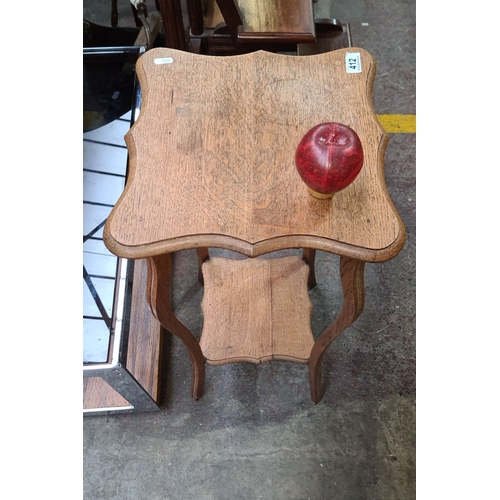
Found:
345,52 -> 362,73
154,57 -> 174,65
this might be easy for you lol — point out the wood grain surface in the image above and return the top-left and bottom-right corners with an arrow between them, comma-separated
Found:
199,256 -> 314,364
237,0 -> 313,33
208,0 -> 315,42
104,48 -> 405,263
126,259 -> 163,401
236,0 -> 315,42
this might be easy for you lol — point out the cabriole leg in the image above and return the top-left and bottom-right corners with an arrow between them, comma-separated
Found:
302,248 -> 317,290
146,253 -> 205,400
308,256 -> 365,403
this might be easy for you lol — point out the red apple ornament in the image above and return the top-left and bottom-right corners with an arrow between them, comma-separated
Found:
295,122 -> 364,199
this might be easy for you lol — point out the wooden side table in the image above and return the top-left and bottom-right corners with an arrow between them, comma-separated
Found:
103,47 -> 406,403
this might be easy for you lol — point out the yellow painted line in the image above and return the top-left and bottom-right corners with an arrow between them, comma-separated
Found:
376,114 -> 416,133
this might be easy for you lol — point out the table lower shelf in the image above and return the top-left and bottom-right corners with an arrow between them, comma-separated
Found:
199,256 -> 314,365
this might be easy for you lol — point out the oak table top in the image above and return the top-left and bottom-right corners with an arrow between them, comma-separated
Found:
104,47 -> 405,263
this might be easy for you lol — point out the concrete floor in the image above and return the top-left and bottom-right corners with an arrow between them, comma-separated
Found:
83,1 -> 416,499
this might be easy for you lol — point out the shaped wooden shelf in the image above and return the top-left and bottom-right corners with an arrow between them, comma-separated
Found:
200,256 -> 314,365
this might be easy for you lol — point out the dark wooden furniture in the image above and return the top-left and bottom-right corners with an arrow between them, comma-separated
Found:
156,0 -> 351,54
103,47 -> 406,403
213,0 -> 315,44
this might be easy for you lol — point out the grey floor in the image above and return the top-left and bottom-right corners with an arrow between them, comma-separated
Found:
83,1 -> 416,499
